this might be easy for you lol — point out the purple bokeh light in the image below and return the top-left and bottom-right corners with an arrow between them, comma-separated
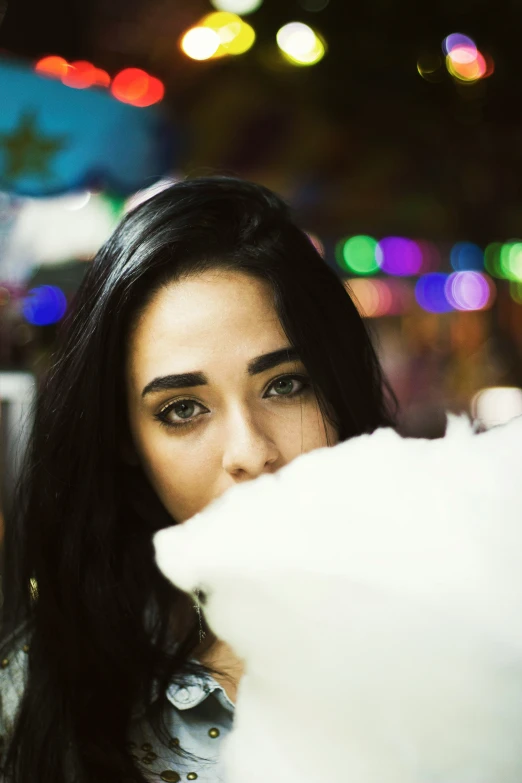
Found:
376,237 -> 423,276
444,272 -> 491,311
442,33 -> 476,56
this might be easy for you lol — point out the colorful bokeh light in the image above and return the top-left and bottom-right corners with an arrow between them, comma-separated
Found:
416,240 -> 441,273
345,278 -> 413,318
442,33 -> 491,83
201,11 -> 255,56
210,0 -> 263,13
34,55 -> 69,79
335,235 -> 378,275
442,33 -> 476,55
444,271 -> 493,311
376,237 -> 423,276
276,22 -> 325,66
62,60 -> 98,89
181,27 -> 221,60
415,273 -> 454,313
110,68 -> 164,107
450,242 -> 484,271
22,285 -> 67,326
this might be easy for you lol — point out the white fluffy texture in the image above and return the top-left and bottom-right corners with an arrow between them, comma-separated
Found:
153,414 -> 522,783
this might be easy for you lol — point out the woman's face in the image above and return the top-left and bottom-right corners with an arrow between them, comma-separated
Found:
125,270 -> 338,523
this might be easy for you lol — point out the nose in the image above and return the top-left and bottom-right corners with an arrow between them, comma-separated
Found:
222,405 -> 280,480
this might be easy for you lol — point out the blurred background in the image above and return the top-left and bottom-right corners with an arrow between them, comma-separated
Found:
1,0 -> 522,516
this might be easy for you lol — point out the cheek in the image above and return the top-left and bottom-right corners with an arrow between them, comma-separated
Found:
134,425 -> 217,522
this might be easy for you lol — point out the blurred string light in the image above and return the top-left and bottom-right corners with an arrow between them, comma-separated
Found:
335,235 -> 378,275
181,12 -> 255,60
450,241 -> 484,271
181,27 -> 221,60
210,0 -> 263,14
510,281 -> 522,304
345,278 -> 413,318
202,12 -> 255,56
472,387 -> 522,429
415,272 -> 495,313
415,273 -> 454,313
35,56 -> 111,89
22,285 -> 67,326
376,237 -> 423,276
276,22 -> 326,66
441,32 -> 493,83
417,53 -> 443,83
444,271 -> 494,310
110,68 -> 164,107
484,241 -> 522,282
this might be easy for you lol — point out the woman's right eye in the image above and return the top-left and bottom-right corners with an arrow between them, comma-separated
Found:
155,399 -> 208,428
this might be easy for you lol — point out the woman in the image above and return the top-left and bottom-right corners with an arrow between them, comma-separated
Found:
0,176 -> 397,783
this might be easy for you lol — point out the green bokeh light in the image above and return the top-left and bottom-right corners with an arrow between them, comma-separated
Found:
335,235 -> 378,275
484,242 -> 503,278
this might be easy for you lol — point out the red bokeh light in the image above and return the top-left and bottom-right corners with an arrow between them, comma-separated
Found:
62,60 -> 98,89
35,55 -> 69,79
110,68 -> 164,107
93,68 -> 111,87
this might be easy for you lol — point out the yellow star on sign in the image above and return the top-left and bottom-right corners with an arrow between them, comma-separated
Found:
0,111 -> 68,182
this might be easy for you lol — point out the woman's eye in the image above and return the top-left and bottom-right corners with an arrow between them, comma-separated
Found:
155,399 -> 207,428
265,375 -> 308,398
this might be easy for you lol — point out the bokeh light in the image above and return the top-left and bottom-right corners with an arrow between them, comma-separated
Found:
210,0 -> 263,14
442,33 -> 476,56
181,27 -> 221,60
416,240 -> 441,273
484,242 -> 503,278
201,11 -> 256,56
376,237 -> 423,276
450,241 -> 484,271
447,46 -> 486,82
472,387 -> 522,429
442,33 -> 491,83
502,242 -> 522,281
22,285 -> 67,326
110,68 -> 164,106
276,22 -> 325,66
62,60 -> 98,89
510,281 -> 522,305
335,235 -> 378,275
417,53 -> 443,82
93,68 -> 111,87
415,273 -> 454,313
444,271 -> 494,311
34,55 -> 69,79
345,278 -> 413,317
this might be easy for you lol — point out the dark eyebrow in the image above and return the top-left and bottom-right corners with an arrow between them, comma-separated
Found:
141,346 -> 301,398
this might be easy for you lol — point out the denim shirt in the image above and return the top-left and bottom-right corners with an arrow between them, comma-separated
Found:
0,628 -> 236,783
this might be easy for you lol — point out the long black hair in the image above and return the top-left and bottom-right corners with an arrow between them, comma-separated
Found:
1,176 -> 397,782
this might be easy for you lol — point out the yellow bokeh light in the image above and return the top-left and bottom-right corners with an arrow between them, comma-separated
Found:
276,22 -> 325,66
200,11 -> 256,56
180,27 -> 221,60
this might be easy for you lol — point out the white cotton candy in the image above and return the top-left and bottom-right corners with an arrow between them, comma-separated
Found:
153,414 -> 522,783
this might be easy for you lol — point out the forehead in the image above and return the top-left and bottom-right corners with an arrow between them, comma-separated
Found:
127,270 -> 288,380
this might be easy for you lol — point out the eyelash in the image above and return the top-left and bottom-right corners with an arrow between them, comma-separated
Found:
154,373 -> 311,430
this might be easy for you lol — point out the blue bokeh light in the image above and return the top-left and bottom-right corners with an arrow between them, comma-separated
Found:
450,242 -> 484,271
415,273 -> 454,313
22,285 -> 67,326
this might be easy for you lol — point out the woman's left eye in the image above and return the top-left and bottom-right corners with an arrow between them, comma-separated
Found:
264,374 -> 309,398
